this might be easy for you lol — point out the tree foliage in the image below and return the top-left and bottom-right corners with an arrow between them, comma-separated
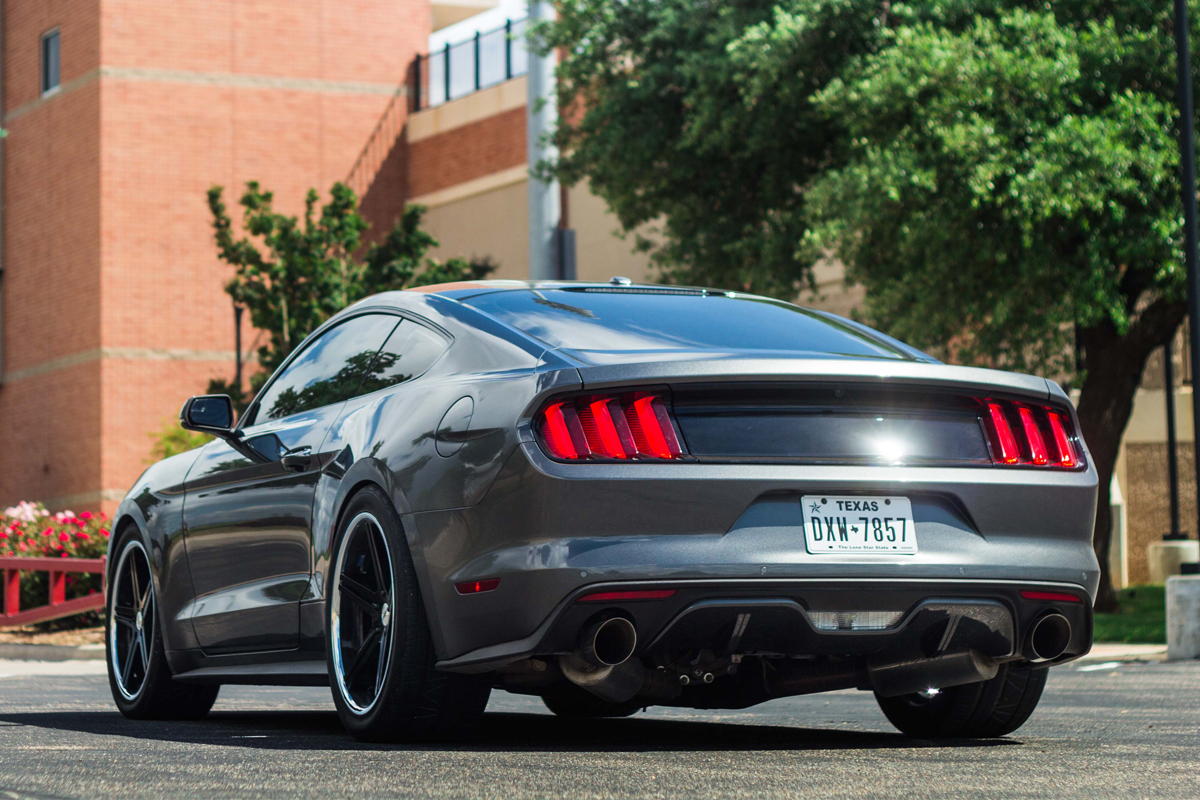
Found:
205,184 -> 494,402
544,0 -> 1200,609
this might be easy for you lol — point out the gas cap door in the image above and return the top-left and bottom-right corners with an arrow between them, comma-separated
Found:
435,396 -> 475,457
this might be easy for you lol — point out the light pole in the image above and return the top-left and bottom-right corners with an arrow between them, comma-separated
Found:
1173,0 -> 1200,572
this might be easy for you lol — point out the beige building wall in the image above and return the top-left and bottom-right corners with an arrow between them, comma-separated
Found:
421,177 -> 654,282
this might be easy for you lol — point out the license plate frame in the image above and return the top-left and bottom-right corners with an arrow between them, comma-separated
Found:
801,495 -> 917,555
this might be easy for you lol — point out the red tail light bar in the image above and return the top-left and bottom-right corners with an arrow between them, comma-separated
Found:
983,399 -> 1082,468
537,392 -> 686,461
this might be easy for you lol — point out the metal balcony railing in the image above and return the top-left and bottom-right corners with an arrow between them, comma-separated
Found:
412,18 -> 528,111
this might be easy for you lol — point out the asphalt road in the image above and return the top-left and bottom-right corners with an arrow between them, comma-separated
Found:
0,659 -> 1196,800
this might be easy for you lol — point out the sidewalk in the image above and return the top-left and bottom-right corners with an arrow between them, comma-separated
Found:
1073,643 -> 1168,665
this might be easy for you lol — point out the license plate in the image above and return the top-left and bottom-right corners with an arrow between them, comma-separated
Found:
802,495 -> 917,555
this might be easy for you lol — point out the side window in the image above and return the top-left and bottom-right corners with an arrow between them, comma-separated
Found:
253,314 -> 400,424
355,321 -> 449,398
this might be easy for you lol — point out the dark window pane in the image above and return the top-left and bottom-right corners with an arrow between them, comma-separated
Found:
463,289 -> 914,360
254,315 -> 400,423
356,322 -> 448,397
42,31 -> 60,93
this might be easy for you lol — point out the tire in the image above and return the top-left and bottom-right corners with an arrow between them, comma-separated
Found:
326,485 -> 492,742
541,685 -> 643,719
106,527 -> 220,720
875,661 -> 1048,738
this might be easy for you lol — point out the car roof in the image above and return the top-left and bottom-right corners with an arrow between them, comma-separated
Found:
399,279 -> 735,301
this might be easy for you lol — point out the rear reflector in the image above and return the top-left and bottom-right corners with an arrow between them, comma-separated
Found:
576,589 -> 677,603
1020,590 -> 1083,603
538,392 -> 686,461
456,578 -> 501,595
983,399 -> 1082,469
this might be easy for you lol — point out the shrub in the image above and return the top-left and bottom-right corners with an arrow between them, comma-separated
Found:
1,501 -> 111,627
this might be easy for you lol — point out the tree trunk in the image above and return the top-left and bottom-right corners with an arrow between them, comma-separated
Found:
1075,300 -> 1187,612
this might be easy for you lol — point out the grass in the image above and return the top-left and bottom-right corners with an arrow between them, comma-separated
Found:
1092,584 -> 1166,644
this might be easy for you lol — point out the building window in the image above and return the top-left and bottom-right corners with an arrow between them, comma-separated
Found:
41,29 -> 60,95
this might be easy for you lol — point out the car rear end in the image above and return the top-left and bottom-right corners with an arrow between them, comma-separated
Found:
426,285 -> 1098,720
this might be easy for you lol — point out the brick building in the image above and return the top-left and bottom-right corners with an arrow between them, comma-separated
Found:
0,0 -> 652,516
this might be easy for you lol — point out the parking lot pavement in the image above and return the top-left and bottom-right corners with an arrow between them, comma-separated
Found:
0,659 -> 1196,800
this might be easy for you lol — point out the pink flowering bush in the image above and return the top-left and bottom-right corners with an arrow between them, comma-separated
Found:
1,501 -> 110,627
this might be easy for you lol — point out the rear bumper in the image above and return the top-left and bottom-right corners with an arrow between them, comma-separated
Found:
411,443 -> 1099,667
437,578 -> 1092,672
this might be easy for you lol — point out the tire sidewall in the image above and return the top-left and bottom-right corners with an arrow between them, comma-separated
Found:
105,526 -> 169,716
325,486 -> 413,737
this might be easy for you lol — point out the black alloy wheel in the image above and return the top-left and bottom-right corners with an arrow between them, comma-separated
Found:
325,486 -> 491,742
110,538 -> 154,700
106,528 -> 219,719
330,510 -> 395,715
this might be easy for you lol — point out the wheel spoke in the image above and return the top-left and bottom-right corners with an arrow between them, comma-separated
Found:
344,626 -> 383,688
113,604 -> 136,622
373,625 -> 389,696
363,526 -> 386,590
129,559 -> 141,609
121,637 -> 138,686
340,575 -> 381,614
138,626 -> 150,666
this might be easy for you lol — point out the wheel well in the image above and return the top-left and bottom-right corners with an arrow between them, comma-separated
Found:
108,514 -> 140,582
326,479 -> 397,579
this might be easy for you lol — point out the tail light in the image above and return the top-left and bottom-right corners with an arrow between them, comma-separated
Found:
537,392 -> 686,461
982,399 -> 1081,468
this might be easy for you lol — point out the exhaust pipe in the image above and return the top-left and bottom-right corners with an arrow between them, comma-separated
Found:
559,617 -> 645,703
578,617 -> 637,668
869,649 -> 998,698
1026,613 -> 1072,663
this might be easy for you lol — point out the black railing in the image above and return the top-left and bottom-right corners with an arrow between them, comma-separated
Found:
412,18 -> 528,110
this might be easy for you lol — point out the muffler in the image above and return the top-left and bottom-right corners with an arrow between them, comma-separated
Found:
1025,613 -> 1072,663
559,617 -> 645,703
869,649 -> 998,698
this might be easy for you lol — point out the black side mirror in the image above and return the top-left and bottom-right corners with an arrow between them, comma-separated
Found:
181,395 -> 234,433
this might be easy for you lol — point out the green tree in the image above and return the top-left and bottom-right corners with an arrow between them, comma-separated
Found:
543,0 -> 1200,609
206,183 -> 494,405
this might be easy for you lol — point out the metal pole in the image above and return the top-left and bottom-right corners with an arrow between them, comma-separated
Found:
526,0 -> 561,280
1165,339 -> 1184,539
1173,0 -> 1200,552
413,54 -> 421,111
444,42 -> 451,103
474,31 -> 481,91
234,304 -> 244,391
505,19 -> 512,81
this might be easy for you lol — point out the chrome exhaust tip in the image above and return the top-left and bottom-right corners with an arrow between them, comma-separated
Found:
579,617 -> 638,668
1027,613 -> 1072,663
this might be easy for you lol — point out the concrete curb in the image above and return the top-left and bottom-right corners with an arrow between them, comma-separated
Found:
1073,644 -> 1168,665
0,643 -> 105,661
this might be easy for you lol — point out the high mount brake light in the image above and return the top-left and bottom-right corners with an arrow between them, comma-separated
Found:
537,393 -> 685,461
983,399 -> 1081,469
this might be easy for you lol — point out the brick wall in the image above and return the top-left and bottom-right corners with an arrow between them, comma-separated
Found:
1,0 -> 430,512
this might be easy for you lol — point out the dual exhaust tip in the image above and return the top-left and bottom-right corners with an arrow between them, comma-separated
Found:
1026,612 -> 1072,663
578,616 -> 638,668
574,611 -> 1072,666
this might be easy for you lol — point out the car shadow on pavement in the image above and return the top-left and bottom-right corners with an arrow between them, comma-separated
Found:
0,710 -> 1017,753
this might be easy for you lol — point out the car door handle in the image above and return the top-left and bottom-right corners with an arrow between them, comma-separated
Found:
280,446 -> 313,472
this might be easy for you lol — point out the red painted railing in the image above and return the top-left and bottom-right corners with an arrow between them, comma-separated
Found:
0,556 -> 107,628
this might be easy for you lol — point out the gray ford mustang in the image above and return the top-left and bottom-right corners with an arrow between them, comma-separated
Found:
106,280 -> 1098,741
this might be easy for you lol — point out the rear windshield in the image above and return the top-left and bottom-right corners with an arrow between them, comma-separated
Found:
463,288 -> 913,360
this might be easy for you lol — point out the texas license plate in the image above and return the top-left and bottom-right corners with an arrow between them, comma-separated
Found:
801,495 -> 917,555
